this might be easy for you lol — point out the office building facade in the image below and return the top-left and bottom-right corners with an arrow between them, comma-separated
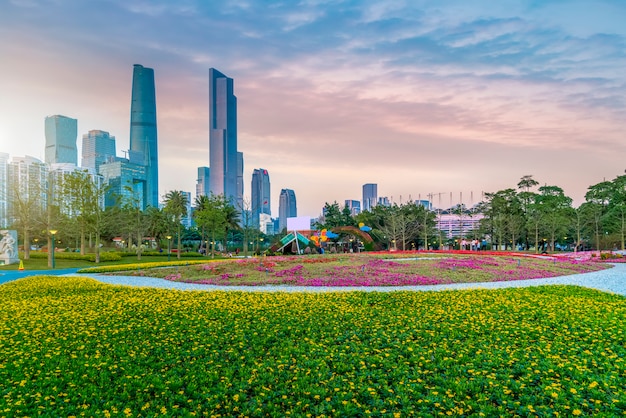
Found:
82,130 -> 117,174
251,168 -> 271,228
278,189 -> 297,233
99,159 -> 146,209
45,115 -> 77,165
196,166 -> 210,200
345,199 -> 361,216
129,64 -> 159,208
6,156 -> 48,224
208,68 -> 242,208
362,183 -> 378,211
0,153 -> 9,227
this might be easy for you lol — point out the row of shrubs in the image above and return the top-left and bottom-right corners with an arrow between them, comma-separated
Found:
20,251 -> 123,262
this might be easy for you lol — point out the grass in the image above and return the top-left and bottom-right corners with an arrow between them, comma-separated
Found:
1,276 -> 624,416
95,253 -> 608,286
0,252 -> 229,271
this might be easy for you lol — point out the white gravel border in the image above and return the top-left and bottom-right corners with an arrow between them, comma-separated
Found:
65,263 -> 626,296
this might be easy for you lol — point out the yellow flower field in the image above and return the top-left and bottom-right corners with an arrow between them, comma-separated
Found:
0,276 -> 624,416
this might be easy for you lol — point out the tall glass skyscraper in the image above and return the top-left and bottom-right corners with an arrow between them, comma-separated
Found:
129,64 -> 159,208
279,189 -> 297,233
251,168 -> 271,228
45,115 -> 77,165
196,166 -> 210,200
82,130 -> 116,174
362,183 -> 378,211
209,68 -> 242,208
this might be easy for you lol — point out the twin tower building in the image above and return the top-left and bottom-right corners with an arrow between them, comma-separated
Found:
131,65 -> 245,209
45,65 -> 244,210
42,65 -> 296,231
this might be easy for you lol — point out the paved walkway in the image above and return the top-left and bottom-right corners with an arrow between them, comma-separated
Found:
58,264 -> 626,296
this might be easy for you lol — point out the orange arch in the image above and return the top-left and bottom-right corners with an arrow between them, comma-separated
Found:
331,226 -> 374,243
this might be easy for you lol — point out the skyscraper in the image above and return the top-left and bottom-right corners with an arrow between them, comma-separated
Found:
196,166 -> 210,200
0,153 -> 9,227
45,115 -> 77,165
6,156 -> 48,224
251,168 -> 271,228
345,199 -> 361,216
99,158 -> 146,209
129,64 -> 159,208
363,183 -> 378,211
208,68 -> 242,208
82,130 -> 117,174
279,189 -> 297,233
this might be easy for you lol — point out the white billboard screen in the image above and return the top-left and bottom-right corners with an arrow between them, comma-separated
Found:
287,216 -> 311,231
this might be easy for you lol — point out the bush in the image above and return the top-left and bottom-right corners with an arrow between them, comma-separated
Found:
19,251 -> 122,262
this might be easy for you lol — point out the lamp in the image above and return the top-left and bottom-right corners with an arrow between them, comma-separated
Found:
166,235 -> 172,261
49,229 -> 58,269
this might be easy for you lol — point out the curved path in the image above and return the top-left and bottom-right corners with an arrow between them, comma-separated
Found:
62,264 -> 626,296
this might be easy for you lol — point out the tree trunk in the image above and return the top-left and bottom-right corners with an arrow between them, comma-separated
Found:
95,233 -> 100,263
80,226 -> 86,255
47,235 -> 52,267
177,223 -> 182,260
23,228 -> 30,260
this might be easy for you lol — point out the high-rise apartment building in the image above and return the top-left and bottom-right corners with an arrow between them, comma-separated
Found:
45,115 -> 77,165
6,156 -> 48,224
196,167 -> 210,200
279,189 -> 297,233
82,130 -> 117,174
208,68 -> 242,208
0,153 -> 9,227
345,199 -> 361,216
251,168 -> 271,228
129,64 -> 159,208
362,183 -> 378,211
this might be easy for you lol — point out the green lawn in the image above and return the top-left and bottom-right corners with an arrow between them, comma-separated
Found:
1,276 -> 624,416
0,252 -> 226,271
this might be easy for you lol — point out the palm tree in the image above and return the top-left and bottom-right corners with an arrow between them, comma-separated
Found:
222,200 -> 240,252
163,190 -> 189,259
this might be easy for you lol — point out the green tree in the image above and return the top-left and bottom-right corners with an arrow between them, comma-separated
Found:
194,194 -> 229,257
7,172 -> 46,260
536,185 -> 573,252
163,190 -> 189,260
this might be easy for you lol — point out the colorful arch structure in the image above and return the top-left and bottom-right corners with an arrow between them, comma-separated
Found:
331,226 -> 374,243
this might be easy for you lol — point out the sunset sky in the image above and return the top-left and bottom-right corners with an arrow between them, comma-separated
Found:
1,0 -> 625,217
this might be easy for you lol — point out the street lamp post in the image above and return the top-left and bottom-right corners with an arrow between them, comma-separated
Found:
49,230 -> 57,269
166,235 -> 172,261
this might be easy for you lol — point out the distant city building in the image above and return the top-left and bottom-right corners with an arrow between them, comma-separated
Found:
251,168 -> 271,228
279,189 -> 297,232
208,68 -> 243,208
49,163 -> 104,215
82,130 -> 117,173
378,196 -> 390,206
45,115 -> 77,165
415,199 -> 433,210
6,156 -> 48,224
437,212 -> 484,239
129,64 -> 159,208
237,151 -> 244,208
259,213 -> 273,235
196,167 -> 210,200
180,191 -> 193,228
344,199 -> 361,216
0,153 -> 9,227
362,183 -> 377,211
99,158 -> 147,209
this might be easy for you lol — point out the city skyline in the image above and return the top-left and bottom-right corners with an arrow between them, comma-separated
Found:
1,1 -> 625,216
